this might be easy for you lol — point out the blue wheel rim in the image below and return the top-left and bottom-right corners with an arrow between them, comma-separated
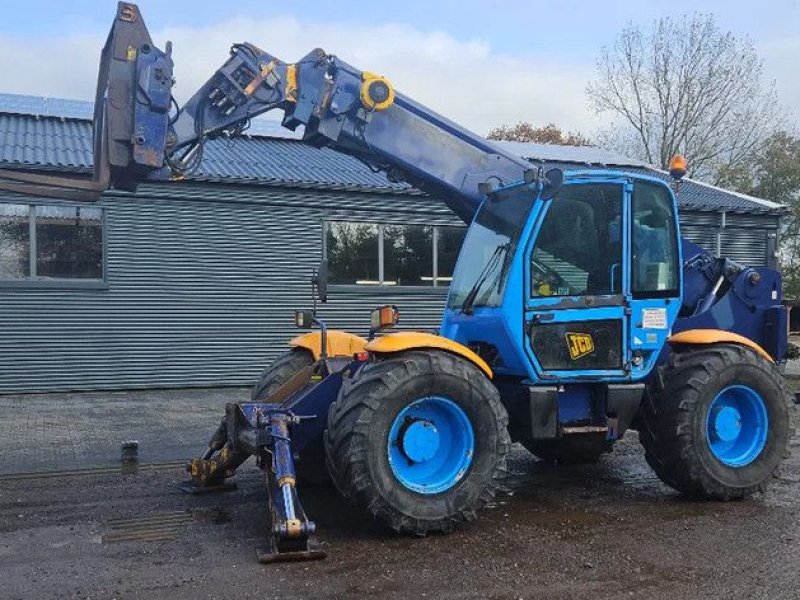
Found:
705,385 -> 769,467
387,396 -> 475,494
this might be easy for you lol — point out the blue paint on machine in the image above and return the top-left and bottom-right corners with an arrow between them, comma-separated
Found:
706,385 -> 769,467
387,396 -> 475,494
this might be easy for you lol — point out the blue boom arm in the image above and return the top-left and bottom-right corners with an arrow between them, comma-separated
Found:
0,2 -> 535,223
162,44 -> 536,222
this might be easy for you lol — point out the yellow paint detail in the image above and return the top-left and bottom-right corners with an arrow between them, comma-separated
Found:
126,46 -> 137,62
277,476 -> 296,488
285,519 -> 302,537
668,329 -> 774,363
290,330 -> 368,360
285,64 -> 298,102
566,332 -> 594,360
360,71 -> 395,112
365,331 -> 493,378
243,60 -> 276,96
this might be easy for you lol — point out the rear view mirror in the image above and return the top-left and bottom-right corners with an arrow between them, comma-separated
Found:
540,168 -> 564,200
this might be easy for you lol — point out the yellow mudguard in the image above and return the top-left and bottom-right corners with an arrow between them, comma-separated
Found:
668,329 -> 774,363
290,330 -> 368,360
365,331 -> 493,378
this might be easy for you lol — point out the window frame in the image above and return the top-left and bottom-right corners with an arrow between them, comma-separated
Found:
529,182 -> 625,299
0,200 -> 108,290
322,219 -> 466,290
629,181 -> 681,299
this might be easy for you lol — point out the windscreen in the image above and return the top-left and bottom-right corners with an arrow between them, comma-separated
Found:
447,187 -> 536,310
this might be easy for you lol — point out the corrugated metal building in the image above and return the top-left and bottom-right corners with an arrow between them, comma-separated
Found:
0,93 -> 786,393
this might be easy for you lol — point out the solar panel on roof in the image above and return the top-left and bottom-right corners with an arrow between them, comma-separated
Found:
0,93 -> 94,120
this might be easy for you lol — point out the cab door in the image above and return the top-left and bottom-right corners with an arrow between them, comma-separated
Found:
523,178 -> 630,381
626,179 -> 682,378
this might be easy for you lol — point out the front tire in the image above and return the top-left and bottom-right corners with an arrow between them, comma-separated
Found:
639,344 -> 791,500
325,350 -> 510,534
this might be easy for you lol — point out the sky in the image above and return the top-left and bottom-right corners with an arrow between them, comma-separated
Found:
0,0 -> 797,136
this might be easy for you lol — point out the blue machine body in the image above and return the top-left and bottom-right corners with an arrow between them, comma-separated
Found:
441,171 -> 683,383
439,169 -> 785,427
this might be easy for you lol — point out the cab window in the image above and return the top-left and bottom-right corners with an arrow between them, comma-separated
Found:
531,183 -> 623,297
631,181 -> 679,297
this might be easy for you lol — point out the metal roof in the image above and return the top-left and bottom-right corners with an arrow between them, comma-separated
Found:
0,92 -> 783,214
542,162 -> 783,215
493,140 -> 650,168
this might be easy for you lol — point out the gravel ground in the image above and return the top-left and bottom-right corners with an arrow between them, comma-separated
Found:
1,402 -> 799,600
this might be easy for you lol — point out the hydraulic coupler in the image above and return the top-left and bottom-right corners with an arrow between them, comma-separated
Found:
258,413 -> 325,563
182,403 -> 324,563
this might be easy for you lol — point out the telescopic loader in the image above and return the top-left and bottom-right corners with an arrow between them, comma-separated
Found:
0,3 -> 791,562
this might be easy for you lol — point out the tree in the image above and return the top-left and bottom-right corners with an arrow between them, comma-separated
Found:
719,132 -> 800,297
717,132 -> 800,296
487,122 -> 592,146
758,133 -> 800,299
587,14 -> 780,181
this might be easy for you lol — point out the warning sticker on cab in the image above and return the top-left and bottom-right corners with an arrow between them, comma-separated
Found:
641,308 -> 667,330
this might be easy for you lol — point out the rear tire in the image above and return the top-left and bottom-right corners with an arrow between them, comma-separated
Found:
639,344 -> 791,500
325,350 -> 510,534
251,348 -> 330,486
251,347 -> 314,402
523,433 -> 613,465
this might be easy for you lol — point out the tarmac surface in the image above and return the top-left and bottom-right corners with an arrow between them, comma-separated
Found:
1,386 -> 799,599
0,387 -> 249,474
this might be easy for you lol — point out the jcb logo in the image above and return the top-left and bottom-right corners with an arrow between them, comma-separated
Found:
566,332 -> 594,360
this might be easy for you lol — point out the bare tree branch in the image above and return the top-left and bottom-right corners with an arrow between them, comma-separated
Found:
587,14 -> 782,181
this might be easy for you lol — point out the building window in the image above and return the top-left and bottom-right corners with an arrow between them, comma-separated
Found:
436,225 -> 465,284
0,202 -> 104,283
325,221 -> 466,287
384,224 -> 433,286
326,222 -> 380,285
0,204 -> 30,278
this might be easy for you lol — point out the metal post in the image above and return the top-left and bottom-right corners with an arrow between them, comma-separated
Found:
28,204 -> 36,277
432,226 -> 439,287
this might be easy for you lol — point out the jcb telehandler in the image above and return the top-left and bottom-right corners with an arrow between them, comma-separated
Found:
0,3 -> 791,562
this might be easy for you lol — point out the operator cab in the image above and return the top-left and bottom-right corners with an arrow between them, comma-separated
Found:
441,171 -> 682,384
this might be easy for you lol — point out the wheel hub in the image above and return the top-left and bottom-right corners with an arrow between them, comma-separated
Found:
710,406 -> 742,442
705,385 -> 769,467
387,396 -> 475,494
401,420 -> 440,463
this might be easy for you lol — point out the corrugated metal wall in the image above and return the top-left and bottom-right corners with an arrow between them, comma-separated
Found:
0,182 -> 778,394
0,183 -> 458,393
679,212 -> 778,267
